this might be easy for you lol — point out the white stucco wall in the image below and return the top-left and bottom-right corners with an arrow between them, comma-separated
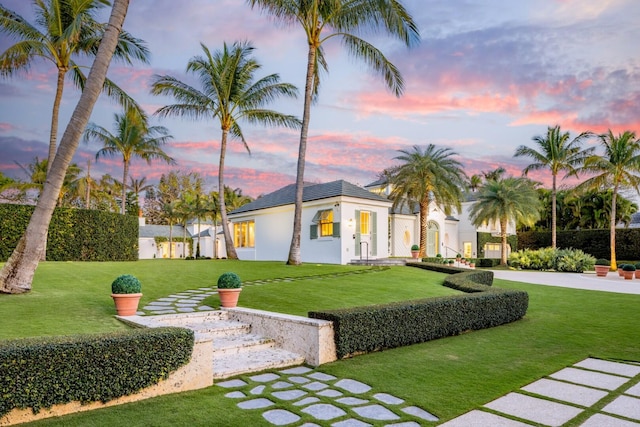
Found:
139,238 -> 157,259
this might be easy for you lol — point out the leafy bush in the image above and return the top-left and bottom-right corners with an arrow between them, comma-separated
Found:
111,274 -> 142,294
509,247 -> 595,273
595,258 -> 611,266
622,264 -> 636,272
310,266 -> 528,359
635,262 -> 640,270
0,327 -> 194,417
476,258 -> 501,267
217,272 -> 241,289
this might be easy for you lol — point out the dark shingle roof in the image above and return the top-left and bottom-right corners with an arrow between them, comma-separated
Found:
631,212 -> 640,227
230,180 -> 390,214
139,224 -> 186,238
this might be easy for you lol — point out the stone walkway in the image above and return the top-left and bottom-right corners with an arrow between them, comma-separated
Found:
217,365 -> 438,426
138,268 -> 388,316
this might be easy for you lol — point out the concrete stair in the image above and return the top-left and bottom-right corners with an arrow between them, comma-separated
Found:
349,258 -> 407,266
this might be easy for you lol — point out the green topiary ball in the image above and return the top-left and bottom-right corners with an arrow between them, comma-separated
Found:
217,272 -> 242,289
111,274 -> 142,294
411,245 -> 419,251
622,264 -> 636,272
595,258 -> 610,266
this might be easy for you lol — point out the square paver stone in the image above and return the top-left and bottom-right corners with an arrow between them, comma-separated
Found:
331,419 -> 372,427
263,409 -> 300,426
334,379 -> 371,394
251,373 -> 280,382
580,413 -> 640,427
522,378 -> 608,406
574,358 -> 640,377
438,410 -> 535,427
603,395 -> 640,421
626,382 -> 640,398
549,367 -> 630,390
484,392 -> 582,426
352,404 -> 399,421
301,403 -> 347,421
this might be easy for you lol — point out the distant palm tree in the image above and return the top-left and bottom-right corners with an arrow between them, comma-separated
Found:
385,144 -> 467,257
0,0 -> 131,294
469,177 -> 540,265
468,174 -> 482,192
162,199 -> 180,258
247,0 -> 420,265
14,157 -> 81,206
577,130 -> 640,269
514,125 -> 593,248
0,0 -> 149,173
151,41 -> 300,260
84,108 -> 175,214
128,176 -> 152,214
482,167 -> 506,182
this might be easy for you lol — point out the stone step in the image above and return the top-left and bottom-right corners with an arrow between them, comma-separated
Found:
213,348 -> 306,380
212,333 -> 276,356
183,319 -> 251,337
349,258 -> 406,266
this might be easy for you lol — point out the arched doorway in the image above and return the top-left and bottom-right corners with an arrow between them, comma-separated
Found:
426,221 -> 439,257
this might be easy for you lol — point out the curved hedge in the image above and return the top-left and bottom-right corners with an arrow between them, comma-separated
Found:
309,263 -> 528,359
0,327 -> 194,417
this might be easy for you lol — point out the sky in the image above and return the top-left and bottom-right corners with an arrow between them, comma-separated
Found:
1,0 -> 639,199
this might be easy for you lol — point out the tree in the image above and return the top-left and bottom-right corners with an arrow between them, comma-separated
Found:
577,130 -> 640,270
468,174 -> 482,192
14,157 -> 82,206
469,177 -> 540,265
0,0 -> 132,294
84,107 -> 175,214
128,176 -> 152,212
162,199 -> 180,258
385,144 -> 466,257
514,125 -> 593,248
248,0 -> 420,265
151,41 -> 300,260
0,0 -> 149,173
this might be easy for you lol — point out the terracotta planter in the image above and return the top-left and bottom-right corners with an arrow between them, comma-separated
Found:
636,270 -> 640,279
618,268 -> 624,277
218,288 -> 242,308
623,271 -> 634,280
469,263 -> 475,269
111,293 -> 142,316
594,265 -> 610,277
411,251 -> 420,259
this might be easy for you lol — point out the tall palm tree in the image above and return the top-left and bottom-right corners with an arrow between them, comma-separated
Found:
0,0 -> 131,294
577,130 -> 640,270
128,175 -> 152,214
151,41 -> 300,260
514,125 -> 593,248
469,177 -> 540,265
0,0 -> 149,173
247,0 -> 420,265
13,157 -> 81,206
85,107 -> 175,214
385,144 -> 467,257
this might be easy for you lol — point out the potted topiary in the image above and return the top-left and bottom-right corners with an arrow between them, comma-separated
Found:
469,258 -> 476,269
410,245 -> 420,259
594,259 -> 610,277
111,274 -> 142,316
217,272 -> 242,308
456,253 -> 461,263
622,264 -> 636,280
447,259 -> 454,266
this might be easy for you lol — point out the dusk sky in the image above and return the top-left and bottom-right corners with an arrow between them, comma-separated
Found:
1,0 -> 639,199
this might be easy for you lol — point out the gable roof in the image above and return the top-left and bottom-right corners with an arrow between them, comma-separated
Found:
230,180 -> 391,214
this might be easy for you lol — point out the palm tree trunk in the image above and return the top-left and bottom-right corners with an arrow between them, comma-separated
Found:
287,44 -> 316,265
500,217 -> 508,265
419,199 -> 429,257
551,173 -> 557,249
0,0 -> 130,294
218,130 -> 238,259
47,68 -> 66,175
610,185 -> 618,270
121,160 -> 129,215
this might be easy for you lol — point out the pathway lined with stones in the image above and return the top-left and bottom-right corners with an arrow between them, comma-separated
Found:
139,267 -> 388,316
218,366 -> 438,426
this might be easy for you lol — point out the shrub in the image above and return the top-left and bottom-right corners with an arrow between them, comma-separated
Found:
111,274 -> 142,294
0,327 -> 193,417
435,253 -> 442,258
556,249 -> 595,273
509,247 -> 595,273
217,272 -> 241,289
477,258 -> 501,267
411,245 -> 419,251
635,262 -> 640,270
595,258 -> 611,266
622,264 -> 636,272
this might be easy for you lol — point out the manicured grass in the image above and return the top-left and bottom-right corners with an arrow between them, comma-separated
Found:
2,260 -> 639,426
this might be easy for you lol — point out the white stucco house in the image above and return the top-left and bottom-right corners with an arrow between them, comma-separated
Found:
227,180 -> 392,264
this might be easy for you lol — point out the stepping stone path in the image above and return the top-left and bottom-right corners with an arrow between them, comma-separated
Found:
440,357 -> 640,427
138,268 -> 388,316
217,366 -> 438,426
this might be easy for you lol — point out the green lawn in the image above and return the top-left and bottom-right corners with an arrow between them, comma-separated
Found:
2,260 -> 639,425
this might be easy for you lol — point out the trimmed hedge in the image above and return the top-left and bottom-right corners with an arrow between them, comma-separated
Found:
518,229 -> 640,260
309,263 -> 528,359
0,327 -> 193,417
476,258 -> 501,267
0,204 -> 138,261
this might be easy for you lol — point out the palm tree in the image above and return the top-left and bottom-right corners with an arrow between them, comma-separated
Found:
514,125 -> 593,248
248,0 -> 420,265
577,130 -> 640,270
0,0 -> 131,294
162,199 -> 180,258
13,157 -> 82,206
385,144 -> 467,257
0,0 -> 149,173
128,176 -> 152,214
469,177 -> 540,265
151,41 -> 300,260
468,174 -> 482,192
84,107 -> 175,215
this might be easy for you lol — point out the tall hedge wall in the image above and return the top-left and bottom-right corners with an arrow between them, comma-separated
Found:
0,204 -> 138,261
518,229 -> 640,260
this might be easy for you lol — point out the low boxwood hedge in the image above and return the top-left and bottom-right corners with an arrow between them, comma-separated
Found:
309,263 -> 528,359
0,327 -> 194,417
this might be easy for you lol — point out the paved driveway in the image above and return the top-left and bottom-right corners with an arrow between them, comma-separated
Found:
491,270 -> 640,295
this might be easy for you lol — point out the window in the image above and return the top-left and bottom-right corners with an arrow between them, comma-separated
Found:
233,220 -> 255,248
311,209 -> 340,239
360,211 -> 370,235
